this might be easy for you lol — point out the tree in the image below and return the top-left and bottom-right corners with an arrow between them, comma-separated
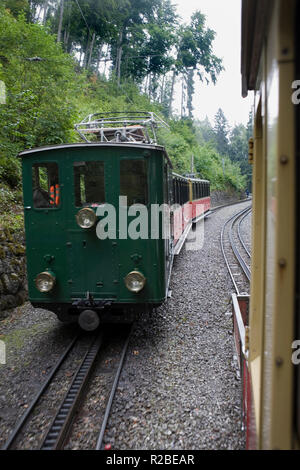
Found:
213,108 -> 229,155
108,0 -> 177,87
246,110 -> 253,140
228,123 -> 252,190
194,117 -> 216,145
0,6 -> 78,166
3,0 -> 30,17
169,11 -> 223,116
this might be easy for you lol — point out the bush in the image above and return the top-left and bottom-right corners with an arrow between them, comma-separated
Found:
0,7 -> 246,194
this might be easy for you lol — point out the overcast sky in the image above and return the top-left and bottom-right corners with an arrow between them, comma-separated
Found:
173,0 -> 253,127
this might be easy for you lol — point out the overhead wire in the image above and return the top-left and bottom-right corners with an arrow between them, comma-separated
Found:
73,0 -> 91,35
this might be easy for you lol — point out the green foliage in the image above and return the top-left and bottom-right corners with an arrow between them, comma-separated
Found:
160,119 -> 246,192
0,7 -> 79,185
0,184 -> 22,213
3,0 -> 30,18
228,122 -> 252,191
213,108 -> 229,156
195,111 -> 252,191
0,6 -> 247,198
176,11 -> 223,84
0,184 -> 23,232
0,212 -> 24,232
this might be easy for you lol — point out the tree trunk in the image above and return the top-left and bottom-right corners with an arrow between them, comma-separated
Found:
181,76 -> 184,118
79,49 -> 83,67
96,44 -> 104,75
169,69 -> 176,116
87,32 -> 96,69
187,69 -> 194,119
42,0 -> 49,25
57,0 -> 64,43
160,75 -> 165,103
83,32 -> 90,69
144,74 -> 149,94
64,7 -> 71,51
148,72 -> 152,99
64,28 -> 70,49
116,30 -> 124,87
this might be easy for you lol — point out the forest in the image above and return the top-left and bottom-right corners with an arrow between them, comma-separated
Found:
0,0 -> 252,230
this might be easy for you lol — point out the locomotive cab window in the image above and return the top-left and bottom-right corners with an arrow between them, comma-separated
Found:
120,160 -> 148,206
32,163 -> 60,209
74,161 -> 105,207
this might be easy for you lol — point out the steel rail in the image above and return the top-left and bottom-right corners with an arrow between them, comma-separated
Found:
2,334 -> 80,450
237,208 -> 252,258
40,333 -> 103,450
229,210 -> 251,282
95,325 -> 132,450
220,206 -> 252,295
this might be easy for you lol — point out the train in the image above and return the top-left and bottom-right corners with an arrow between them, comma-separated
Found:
20,112 -> 210,331
236,0 -> 300,450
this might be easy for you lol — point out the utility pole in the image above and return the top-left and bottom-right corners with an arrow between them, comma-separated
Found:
191,154 -> 194,175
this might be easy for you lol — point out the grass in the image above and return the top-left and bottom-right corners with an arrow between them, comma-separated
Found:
0,184 -> 24,232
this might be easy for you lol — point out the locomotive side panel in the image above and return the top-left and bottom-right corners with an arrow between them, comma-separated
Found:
22,144 -> 169,320
242,0 -> 297,449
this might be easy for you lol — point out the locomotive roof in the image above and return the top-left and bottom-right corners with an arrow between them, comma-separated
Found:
18,142 -> 173,168
241,0 -> 272,97
172,172 -> 210,184
74,111 -> 168,144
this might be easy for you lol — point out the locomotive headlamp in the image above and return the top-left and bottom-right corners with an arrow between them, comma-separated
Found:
76,208 -> 96,229
124,271 -> 146,293
35,271 -> 56,293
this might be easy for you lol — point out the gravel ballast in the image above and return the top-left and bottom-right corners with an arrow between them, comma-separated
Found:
0,201 -> 250,450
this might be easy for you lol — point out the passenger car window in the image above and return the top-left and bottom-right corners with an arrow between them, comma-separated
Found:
120,160 -> 148,205
74,161 -> 105,207
32,163 -> 60,209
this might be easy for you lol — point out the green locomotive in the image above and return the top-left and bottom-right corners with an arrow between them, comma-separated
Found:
20,112 -> 210,330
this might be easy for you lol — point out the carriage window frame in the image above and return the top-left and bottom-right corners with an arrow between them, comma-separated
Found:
32,162 -> 60,210
73,160 -> 106,208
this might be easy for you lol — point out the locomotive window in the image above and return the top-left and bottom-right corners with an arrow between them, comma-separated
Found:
184,181 -> 189,203
74,161 -> 105,207
32,163 -> 60,209
120,160 -> 148,206
173,179 -> 176,204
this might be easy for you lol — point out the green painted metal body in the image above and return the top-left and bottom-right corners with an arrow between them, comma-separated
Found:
21,143 -> 172,316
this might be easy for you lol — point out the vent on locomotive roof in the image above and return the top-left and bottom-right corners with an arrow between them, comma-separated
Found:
74,111 -> 169,145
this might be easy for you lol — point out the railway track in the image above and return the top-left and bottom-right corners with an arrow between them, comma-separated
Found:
221,205 -> 252,295
237,209 -> 251,258
2,326 -> 132,450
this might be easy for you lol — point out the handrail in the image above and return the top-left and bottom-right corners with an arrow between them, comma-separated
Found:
74,111 -> 169,144
232,293 -> 249,360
